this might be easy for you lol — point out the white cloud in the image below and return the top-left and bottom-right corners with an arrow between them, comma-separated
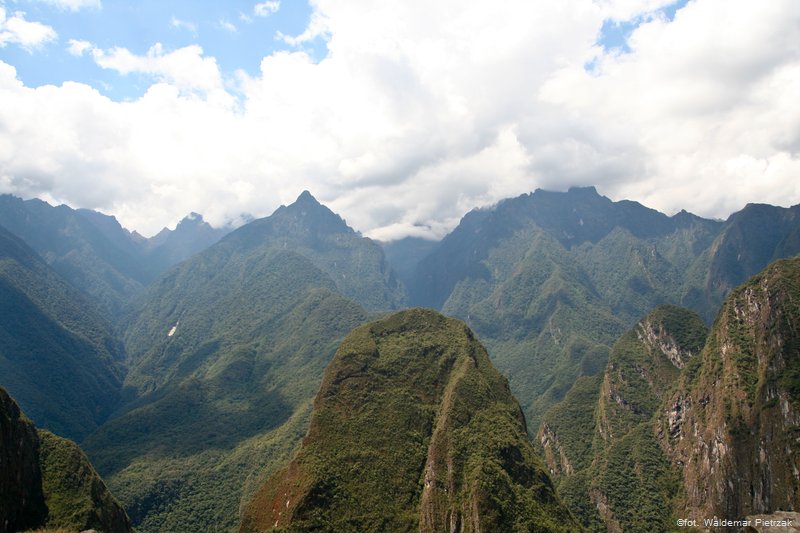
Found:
0,0 -> 799,240
88,43 -> 231,105
276,8 -> 329,46
66,38 -> 91,56
36,0 -> 100,11
0,8 -> 57,50
219,19 -> 237,33
254,1 -> 280,17
170,17 -> 197,34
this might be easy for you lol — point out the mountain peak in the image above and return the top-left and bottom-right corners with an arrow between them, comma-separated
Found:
277,190 -> 351,233
176,212 -> 210,229
567,185 -> 599,195
295,190 -> 320,205
240,309 -> 576,532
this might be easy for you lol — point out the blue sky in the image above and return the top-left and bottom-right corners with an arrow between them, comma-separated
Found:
0,0 -> 327,100
0,0 -> 798,240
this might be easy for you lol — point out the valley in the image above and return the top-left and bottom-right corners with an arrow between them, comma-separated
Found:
1,187 -> 800,532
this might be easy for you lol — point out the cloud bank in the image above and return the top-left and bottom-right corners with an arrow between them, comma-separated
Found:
0,0 -> 798,239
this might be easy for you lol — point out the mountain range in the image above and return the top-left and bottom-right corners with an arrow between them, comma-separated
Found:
0,194 -> 231,318
0,186 -> 799,532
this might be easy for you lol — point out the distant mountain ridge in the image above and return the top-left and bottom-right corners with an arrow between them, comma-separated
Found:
2,185 -> 800,531
83,191 -> 404,532
405,186 -> 800,429
0,194 -> 230,318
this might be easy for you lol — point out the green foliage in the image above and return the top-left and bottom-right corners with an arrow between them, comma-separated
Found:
38,430 -> 132,532
0,226 -> 124,441
241,309 -> 577,532
85,212 -> 388,532
540,305 -> 706,531
537,375 -> 602,475
591,425 -> 681,533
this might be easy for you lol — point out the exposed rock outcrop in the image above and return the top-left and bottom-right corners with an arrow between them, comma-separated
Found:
0,387 -> 47,533
662,257 -> 800,522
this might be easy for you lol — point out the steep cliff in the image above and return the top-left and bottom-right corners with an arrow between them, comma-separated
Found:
38,430 -> 133,533
663,257 -> 800,521
0,387 -> 47,533
538,305 -> 707,532
240,309 -> 577,532
0,387 -> 132,533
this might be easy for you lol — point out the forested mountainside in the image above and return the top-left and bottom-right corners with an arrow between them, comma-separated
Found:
405,186 -> 800,429
2,186 -> 800,532
538,257 -> 800,531
0,194 -> 229,318
0,387 -> 132,533
82,192 -> 404,532
538,305 -> 707,531
0,224 -> 125,441
240,309 -> 578,533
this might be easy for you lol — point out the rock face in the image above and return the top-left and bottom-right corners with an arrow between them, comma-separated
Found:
0,386 -> 132,533
239,308 -> 577,532
663,257 -> 800,521
0,387 -> 47,533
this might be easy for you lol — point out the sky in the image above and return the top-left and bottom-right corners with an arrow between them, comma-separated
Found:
0,0 -> 798,240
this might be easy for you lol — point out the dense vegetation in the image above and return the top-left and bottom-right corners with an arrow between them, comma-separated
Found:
2,187 -> 800,531
538,305 -> 707,532
0,225 -> 125,441
80,191 -> 414,532
240,309 -> 577,532
85,252 -> 369,532
0,387 -> 131,533
406,187 -> 800,431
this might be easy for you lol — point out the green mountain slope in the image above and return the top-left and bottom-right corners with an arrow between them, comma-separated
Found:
691,203 -> 800,321
0,224 -> 125,441
220,190 -> 405,311
538,305 -> 707,532
540,258 -> 800,530
0,194 -> 152,317
0,386 -> 132,533
83,192 -> 410,532
406,187 -> 800,429
0,195 -> 229,319
240,308 -> 578,533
